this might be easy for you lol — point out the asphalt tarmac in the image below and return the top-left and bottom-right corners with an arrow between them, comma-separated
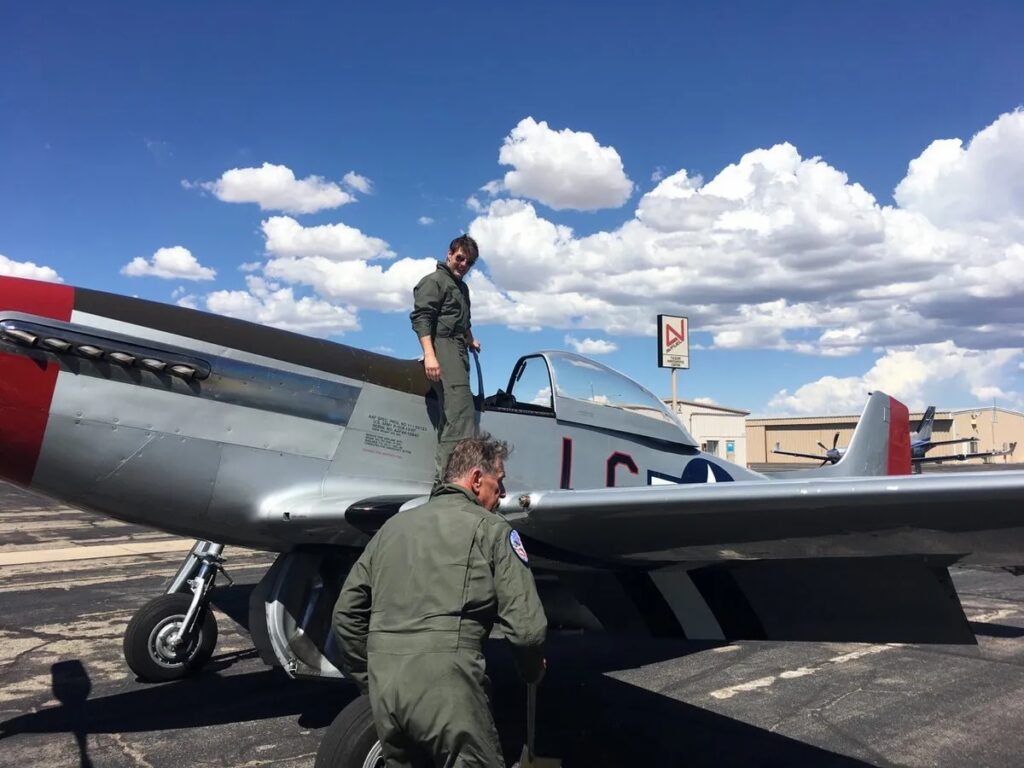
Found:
2,480 -> 1024,767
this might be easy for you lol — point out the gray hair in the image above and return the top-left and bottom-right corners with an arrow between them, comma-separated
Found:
443,433 -> 510,482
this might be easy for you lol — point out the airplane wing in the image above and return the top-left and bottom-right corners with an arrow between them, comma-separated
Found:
502,471 -> 1024,566
921,437 -> 974,448
914,444 -> 1016,465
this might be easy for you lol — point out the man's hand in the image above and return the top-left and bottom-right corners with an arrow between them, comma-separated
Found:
423,353 -> 442,381
469,338 -> 482,353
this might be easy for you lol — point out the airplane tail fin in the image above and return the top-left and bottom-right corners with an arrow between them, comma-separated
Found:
915,405 -> 936,442
816,391 -> 911,477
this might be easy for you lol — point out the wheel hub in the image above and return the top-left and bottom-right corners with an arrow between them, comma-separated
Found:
149,615 -> 196,668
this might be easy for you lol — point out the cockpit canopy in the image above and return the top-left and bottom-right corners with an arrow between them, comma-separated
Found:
488,351 -> 698,447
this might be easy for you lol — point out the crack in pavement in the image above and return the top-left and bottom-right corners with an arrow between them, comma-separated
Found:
105,732 -> 157,768
0,639 -> 56,682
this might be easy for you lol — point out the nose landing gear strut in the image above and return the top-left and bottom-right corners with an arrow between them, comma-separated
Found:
122,540 -> 231,682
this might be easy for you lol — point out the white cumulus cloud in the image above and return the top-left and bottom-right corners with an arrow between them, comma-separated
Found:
203,276 -> 359,336
564,335 -> 618,355
498,117 -> 634,210
188,214 -> 439,335
264,255 -> 435,312
194,163 -> 355,214
894,109 -> 1024,239
768,341 -> 1022,414
121,246 -> 216,281
262,216 -> 393,261
0,253 -> 62,282
418,216 -> 434,226
342,171 -> 373,194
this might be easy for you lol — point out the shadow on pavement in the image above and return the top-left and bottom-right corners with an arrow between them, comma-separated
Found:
969,621 -> 1024,638
0,666 -> 352,740
489,634 -> 880,767
4,636 -> 879,767
493,674 -> 879,767
50,660 -> 95,768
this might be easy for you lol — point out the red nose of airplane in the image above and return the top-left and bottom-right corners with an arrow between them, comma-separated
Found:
0,276 -> 75,486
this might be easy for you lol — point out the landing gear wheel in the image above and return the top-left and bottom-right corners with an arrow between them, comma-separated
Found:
315,695 -> 384,768
122,593 -> 218,682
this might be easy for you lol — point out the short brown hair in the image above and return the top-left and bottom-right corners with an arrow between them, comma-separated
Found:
448,234 -> 479,263
443,432 -> 509,483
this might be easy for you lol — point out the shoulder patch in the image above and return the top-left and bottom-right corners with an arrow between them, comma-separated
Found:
509,529 -> 529,564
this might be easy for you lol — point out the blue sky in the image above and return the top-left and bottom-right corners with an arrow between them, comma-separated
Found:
2,2 -> 1023,414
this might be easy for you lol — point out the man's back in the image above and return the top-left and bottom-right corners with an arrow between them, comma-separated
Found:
334,484 -> 546,678
366,487 -> 505,647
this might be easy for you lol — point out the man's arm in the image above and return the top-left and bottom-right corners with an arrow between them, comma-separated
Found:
465,327 -> 480,353
332,545 -> 374,693
490,523 -> 547,683
418,335 -> 441,381
410,276 -> 443,381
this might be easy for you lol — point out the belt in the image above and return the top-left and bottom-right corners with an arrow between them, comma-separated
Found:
367,630 -> 482,654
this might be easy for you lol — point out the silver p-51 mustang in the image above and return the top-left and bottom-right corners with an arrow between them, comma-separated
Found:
3,274 -> 1024,692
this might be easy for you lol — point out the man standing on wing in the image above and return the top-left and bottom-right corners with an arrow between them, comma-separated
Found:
410,234 -> 481,483
332,435 -> 547,767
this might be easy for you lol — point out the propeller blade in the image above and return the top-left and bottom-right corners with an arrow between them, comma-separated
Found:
817,442 -> 829,452
832,432 -> 840,449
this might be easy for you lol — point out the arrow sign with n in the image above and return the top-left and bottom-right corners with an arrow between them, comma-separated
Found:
665,323 -> 685,347
657,314 -> 689,369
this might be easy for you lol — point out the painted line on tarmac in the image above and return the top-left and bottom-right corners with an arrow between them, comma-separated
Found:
0,539 -> 194,566
969,608 -> 1017,623
709,644 -> 900,700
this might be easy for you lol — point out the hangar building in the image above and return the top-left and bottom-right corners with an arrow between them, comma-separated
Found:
746,406 -> 1024,466
665,399 -> 750,466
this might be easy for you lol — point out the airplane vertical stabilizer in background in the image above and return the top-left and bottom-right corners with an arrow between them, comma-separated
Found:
914,406 -> 937,444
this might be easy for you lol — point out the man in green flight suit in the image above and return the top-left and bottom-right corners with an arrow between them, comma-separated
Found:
410,234 -> 481,483
332,435 -> 548,768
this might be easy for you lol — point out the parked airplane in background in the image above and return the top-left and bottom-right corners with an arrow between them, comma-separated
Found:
3,275 -> 1024,766
910,406 -> 1017,469
773,432 -> 845,465
774,405 -> 1017,470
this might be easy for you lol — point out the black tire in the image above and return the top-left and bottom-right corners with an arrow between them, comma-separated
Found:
122,593 -> 218,682
315,695 -> 384,768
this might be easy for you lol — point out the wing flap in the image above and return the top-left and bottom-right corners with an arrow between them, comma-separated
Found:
504,471 -> 1024,566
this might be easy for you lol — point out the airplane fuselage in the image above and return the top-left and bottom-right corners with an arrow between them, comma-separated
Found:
0,277 -> 758,556
3,276 -> 1024,572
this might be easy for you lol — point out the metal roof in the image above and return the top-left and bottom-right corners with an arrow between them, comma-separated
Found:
662,398 -> 750,416
747,411 -> 955,426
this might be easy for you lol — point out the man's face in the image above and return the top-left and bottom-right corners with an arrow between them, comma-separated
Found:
446,248 -> 475,280
472,460 -> 506,512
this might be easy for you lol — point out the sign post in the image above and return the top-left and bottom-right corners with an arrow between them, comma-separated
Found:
657,315 -> 689,414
